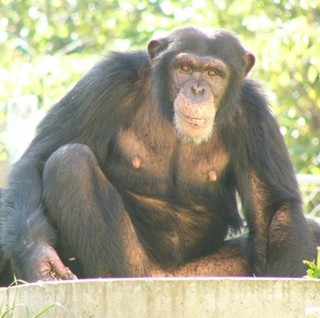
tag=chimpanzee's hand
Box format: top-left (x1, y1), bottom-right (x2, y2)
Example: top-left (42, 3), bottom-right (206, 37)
top-left (30, 244), bottom-right (77, 282)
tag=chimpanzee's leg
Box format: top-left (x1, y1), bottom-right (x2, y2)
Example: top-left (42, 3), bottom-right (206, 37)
top-left (43, 143), bottom-right (151, 278)
top-left (151, 237), bottom-right (252, 277)
top-left (43, 143), bottom-right (251, 279)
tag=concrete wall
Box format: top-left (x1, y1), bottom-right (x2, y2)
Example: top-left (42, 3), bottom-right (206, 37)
top-left (0, 278), bottom-right (320, 317)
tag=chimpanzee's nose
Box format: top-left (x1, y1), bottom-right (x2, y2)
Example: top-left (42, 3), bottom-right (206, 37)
top-left (191, 83), bottom-right (205, 95)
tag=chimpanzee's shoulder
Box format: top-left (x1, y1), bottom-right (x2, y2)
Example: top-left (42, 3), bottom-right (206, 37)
top-left (240, 79), bottom-right (273, 120)
top-left (87, 50), bottom-right (150, 84)
top-left (104, 50), bottom-right (150, 71)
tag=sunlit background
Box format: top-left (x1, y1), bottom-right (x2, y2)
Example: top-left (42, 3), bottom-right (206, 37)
top-left (0, 0), bottom-right (319, 213)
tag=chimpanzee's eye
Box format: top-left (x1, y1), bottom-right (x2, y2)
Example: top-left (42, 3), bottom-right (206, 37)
top-left (181, 65), bottom-right (192, 73)
top-left (208, 70), bottom-right (217, 77)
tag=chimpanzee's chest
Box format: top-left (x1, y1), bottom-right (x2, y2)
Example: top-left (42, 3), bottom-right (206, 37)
top-left (106, 126), bottom-right (230, 197)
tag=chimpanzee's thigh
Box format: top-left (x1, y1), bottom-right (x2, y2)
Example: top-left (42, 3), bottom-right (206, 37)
top-left (42, 143), bottom-right (150, 278)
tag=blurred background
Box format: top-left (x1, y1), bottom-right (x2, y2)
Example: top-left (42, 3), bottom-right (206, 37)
top-left (0, 0), bottom-right (319, 215)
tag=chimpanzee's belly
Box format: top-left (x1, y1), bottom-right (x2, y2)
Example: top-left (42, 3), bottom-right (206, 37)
top-left (120, 188), bottom-right (240, 267)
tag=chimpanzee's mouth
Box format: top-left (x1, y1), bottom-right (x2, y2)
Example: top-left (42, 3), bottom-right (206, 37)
top-left (179, 113), bottom-right (211, 128)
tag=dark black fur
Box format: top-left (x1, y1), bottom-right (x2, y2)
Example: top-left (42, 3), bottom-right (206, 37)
top-left (0, 27), bottom-right (317, 282)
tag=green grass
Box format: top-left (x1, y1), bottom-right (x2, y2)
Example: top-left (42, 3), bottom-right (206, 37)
top-left (0, 276), bottom-right (74, 317)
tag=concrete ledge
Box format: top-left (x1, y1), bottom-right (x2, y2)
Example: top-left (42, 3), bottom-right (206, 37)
top-left (0, 278), bottom-right (320, 317)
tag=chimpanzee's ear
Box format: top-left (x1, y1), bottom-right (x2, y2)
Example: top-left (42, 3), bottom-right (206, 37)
top-left (243, 52), bottom-right (255, 77)
top-left (147, 38), bottom-right (169, 60)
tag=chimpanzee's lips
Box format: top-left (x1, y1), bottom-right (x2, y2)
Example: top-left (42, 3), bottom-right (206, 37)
top-left (179, 113), bottom-right (211, 128)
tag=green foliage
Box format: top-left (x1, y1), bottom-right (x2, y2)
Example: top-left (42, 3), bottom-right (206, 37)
top-left (0, 0), bottom-right (319, 173)
top-left (303, 247), bottom-right (320, 279)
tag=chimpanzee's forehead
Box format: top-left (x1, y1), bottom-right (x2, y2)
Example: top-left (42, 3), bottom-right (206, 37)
top-left (168, 27), bottom-right (246, 69)
top-left (170, 27), bottom-right (244, 55)
top-left (169, 28), bottom-right (209, 52)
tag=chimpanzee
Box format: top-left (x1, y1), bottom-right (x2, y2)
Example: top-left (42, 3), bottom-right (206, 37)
top-left (0, 27), bottom-right (317, 282)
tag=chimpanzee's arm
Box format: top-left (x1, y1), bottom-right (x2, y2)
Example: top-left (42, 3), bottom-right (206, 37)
top-left (0, 51), bottom-right (149, 281)
top-left (230, 80), bottom-right (315, 277)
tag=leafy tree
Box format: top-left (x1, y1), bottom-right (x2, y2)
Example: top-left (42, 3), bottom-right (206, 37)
top-left (0, 0), bottom-right (319, 174)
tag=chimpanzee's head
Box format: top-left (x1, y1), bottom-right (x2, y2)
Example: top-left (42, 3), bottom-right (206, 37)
top-left (148, 27), bottom-right (255, 144)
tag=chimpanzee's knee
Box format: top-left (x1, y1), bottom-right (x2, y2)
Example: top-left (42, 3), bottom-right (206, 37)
top-left (43, 143), bottom-right (97, 183)
top-left (43, 143), bottom-right (99, 205)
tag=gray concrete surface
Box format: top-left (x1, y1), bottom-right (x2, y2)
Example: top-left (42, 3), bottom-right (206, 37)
top-left (0, 277), bottom-right (319, 317)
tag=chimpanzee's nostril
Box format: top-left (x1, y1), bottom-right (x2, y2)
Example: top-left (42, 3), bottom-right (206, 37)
top-left (191, 85), bottom-right (204, 95)
top-left (191, 84), bottom-right (205, 95)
